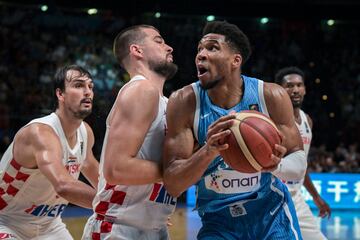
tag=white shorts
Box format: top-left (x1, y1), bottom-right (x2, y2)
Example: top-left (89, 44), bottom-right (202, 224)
top-left (292, 191), bottom-right (327, 240)
top-left (0, 215), bottom-right (73, 240)
top-left (82, 214), bottom-right (169, 240)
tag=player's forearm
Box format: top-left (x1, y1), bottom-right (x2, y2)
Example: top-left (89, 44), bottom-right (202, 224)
top-left (272, 150), bottom-right (307, 180)
top-left (304, 172), bottom-right (320, 198)
top-left (55, 181), bottom-right (96, 209)
top-left (104, 158), bottom-right (162, 186)
top-left (164, 146), bottom-right (216, 197)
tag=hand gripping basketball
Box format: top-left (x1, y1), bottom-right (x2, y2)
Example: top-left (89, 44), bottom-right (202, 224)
top-left (220, 110), bottom-right (282, 173)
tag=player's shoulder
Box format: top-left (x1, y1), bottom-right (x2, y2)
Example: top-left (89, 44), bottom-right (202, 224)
top-left (263, 81), bottom-right (285, 92)
top-left (117, 78), bottom-right (160, 106)
top-left (263, 82), bottom-right (289, 101)
top-left (124, 77), bottom-right (158, 94)
top-left (16, 122), bottom-right (58, 145)
top-left (82, 121), bottom-right (93, 135)
top-left (301, 110), bottom-right (313, 128)
top-left (168, 84), bottom-right (195, 107)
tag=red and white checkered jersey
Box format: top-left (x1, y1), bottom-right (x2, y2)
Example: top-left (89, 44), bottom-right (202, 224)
top-left (285, 110), bottom-right (312, 193)
top-left (92, 75), bottom-right (176, 231)
top-left (0, 113), bottom-right (88, 224)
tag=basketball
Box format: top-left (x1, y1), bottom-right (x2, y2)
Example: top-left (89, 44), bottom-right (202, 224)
top-left (220, 110), bottom-right (282, 173)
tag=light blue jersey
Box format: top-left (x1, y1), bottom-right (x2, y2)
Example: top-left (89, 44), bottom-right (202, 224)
top-left (192, 76), bottom-right (302, 240)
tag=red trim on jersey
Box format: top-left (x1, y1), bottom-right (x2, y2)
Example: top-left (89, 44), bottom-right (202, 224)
top-left (10, 159), bottom-right (21, 171)
top-left (15, 171), bottom-right (30, 181)
top-left (6, 185), bottom-right (18, 196)
top-left (2, 173), bottom-right (13, 184)
top-left (95, 201), bottom-right (110, 215)
top-left (149, 183), bottom-right (162, 201)
top-left (110, 191), bottom-right (126, 204)
top-left (0, 197), bottom-right (8, 210)
top-left (100, 221), bottom-right (113, 233)
top-left (91, 232), bottom-right (100, 240)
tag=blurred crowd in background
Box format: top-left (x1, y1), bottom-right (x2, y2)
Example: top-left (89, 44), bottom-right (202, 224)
top-left (0, 3), bottom-right (359, 173)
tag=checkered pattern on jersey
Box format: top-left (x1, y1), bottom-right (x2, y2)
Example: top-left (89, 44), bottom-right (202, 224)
top-left (90, 183), bottom-right (127, 240)
top-left (0, 159), bottom-right (31, 210)
top-left (94, 183), bottom-right (127, 216)
top-left (90, 214), bottom-right (113, 240)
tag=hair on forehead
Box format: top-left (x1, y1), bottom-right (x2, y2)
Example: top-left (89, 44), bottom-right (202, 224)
top-left (53, 65), bottom-right (93, 110)
top-left (275, 66), bottom-right (305, 85)
top-left (113, 24), bottom-right (159, 68)
top-left (202, 21), bottom-right (252, 64)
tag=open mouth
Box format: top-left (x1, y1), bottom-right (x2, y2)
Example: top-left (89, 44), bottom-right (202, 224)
top-left (81, 99), bottom-right (93, 106)
top-left (167, 54), bottom-right (173, 62)
top-left (197, 65), bottom-right (209, 77)
top-left (291, 96), bottom-right (301, 101)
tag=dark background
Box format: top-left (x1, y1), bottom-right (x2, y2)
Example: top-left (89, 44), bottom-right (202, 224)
top-left (0, 0), bottom-right (359, 174)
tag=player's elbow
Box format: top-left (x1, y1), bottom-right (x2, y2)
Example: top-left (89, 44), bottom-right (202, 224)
top-left (163, 173), bottom-right (183, 198)
top-left (103, 168), bottom-right (123, 185)
top-left (53, 179), bottom-right (72, 198)
top-left (164, 182), bottom-right (183, 198)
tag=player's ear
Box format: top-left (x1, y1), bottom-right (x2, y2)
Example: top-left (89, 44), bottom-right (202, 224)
top-left (56, 88), bottom-right (64, 102)
top-left (232, 54), bottom-right (242, 69)
top-left (130, 44), bottom-right (143, 58)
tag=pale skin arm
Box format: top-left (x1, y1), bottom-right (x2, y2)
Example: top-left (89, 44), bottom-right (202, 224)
top-left (80, 122), bottom-right (99, 189)
top-left (14, 124), bottom-right (96, 209)
top-left (163, 86), bottom-right (235, 197)
top-left (103, 80), bottom-right (162, 186)
top-left (303, 114), bottom-right (331, 218)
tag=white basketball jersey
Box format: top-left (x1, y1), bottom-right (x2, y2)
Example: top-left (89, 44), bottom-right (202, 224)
top-left (285, 110), bottom-right (312, 193)
top-left (92, 75), bottom-right (176, 230)
top-left (0, 113), bottom-right (88, 224)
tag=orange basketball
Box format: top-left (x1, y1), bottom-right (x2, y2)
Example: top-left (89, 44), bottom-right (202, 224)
top-left (220, 110), bottom-right (281, 173)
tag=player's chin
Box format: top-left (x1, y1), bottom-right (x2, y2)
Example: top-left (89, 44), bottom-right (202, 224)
top-left (77, 109), bottom-right (92, 119)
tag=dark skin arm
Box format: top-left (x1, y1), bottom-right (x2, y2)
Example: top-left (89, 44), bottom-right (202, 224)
top-left (264, 82), bottom-right (304, 155)
top-left (163, 86), bottom-right (235, 197)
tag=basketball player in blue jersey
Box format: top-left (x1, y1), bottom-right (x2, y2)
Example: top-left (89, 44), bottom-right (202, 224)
top-left (163, 21), bottom-right (307, 239)
top-left (275, 66), bottom-right (331, 240)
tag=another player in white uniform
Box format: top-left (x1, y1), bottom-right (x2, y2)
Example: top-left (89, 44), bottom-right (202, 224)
top-left (82, 25), bottom-right (177, 240)
top-left (275, 66), bottom-right (331, 240)
top-left (0, 65), bottom-right (99, 240)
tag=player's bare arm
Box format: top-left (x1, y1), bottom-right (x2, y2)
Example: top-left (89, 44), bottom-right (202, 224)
top-left (264, 83), bottom-right (307, 180)
top-left (103, 80), bottom-right (162, 186)
top-left (15, 123), bottom-right (96, 209)
top-left (163, 86), bottom-right (234, 197)
top-left (264, 82), bottom-right (303, 153)
top-left (80, 122), bottom-right (99, 189)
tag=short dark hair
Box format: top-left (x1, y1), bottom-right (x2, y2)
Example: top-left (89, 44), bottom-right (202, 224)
top-left (202, 21), bottom-right (252, 64)
top-left (53, 65), bottom-right (92, 110)
top-left (113, 24), bottom-right (158, 68)
top-left (274, 66), bottom-right (305, 85)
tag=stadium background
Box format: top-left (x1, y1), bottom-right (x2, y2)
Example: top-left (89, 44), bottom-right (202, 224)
top-left (0, 0), bottom-right (359, 239)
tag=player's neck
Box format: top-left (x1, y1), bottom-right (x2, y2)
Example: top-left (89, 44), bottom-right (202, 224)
top-left (293, 108), bottom-right (301, 124)
top-left (207, 74), bottom-right (243, 109)
top-left (55, 110), bottom-right (82, 142)
top-left (129, 67), bottom-right (166, 95)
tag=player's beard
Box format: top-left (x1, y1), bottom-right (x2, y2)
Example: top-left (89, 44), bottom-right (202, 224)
top-left (74, 109), bottom-right (92, 119)
top-left (149, 59), bottom-right (178, 80)
top-left (292, 99), bottom-right (303, 109)
top-left (70, 101), bottom-right (92, 119)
